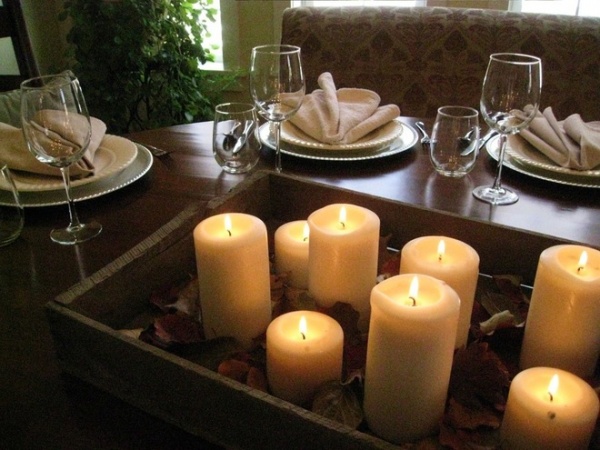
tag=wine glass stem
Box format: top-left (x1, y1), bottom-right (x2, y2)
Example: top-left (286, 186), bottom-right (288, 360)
top-left (273, 120), bottom-right (282, 173)
top-left (492, 133), bottom-right (507, 192)
top-left (60, 166), bottom-right (83, 232)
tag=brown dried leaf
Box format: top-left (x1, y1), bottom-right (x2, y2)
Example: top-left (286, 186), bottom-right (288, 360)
top-left (449, 342), bottom-right (510, 412)
top-left (153, 312), bottom-right (203, 345)
top-left (320, 302), bottom-right (361, 344)
top-left (218, 359), bottom-right (250, 383)
top-left (246, 366), bottom-right (268, 392)
top-left (312, 380), bottom-right (363, 429)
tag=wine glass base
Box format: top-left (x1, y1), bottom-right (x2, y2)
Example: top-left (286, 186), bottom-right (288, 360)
top-left (50, 220), bottom-right (102, 245)
top-left (472, 185), bottom-right (518, 206)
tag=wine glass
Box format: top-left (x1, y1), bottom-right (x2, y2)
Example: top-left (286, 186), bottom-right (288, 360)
top-left (21, 71), bottom-right (102, 244)
top-left (473, 53), bottom-right (542, 205)
top-left (249, 44), bottom-right (305, 173)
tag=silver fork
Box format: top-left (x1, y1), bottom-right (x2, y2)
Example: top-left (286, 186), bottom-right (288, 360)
top-left (415, 121), bottom-right (431, 150)
top-left (145, 143), bottom-right (171, 157)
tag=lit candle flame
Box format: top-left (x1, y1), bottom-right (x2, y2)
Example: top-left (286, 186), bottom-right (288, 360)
top-left (577, 250), bottom-right (588, 273)
top-left (437, 239), bottom-right (445, 262)
top-left (408, 276), bottom-right (419, 306)
top-left (299, 315), bottom-right (307, 340)
top-left (303, 222), bottom-right (309, 242)
top-left (224, 215), bottom-right (232, 237)
top-left (548, 374), bottom-right (559, 402)
top-left (339, 206), bottom-right (347, 229)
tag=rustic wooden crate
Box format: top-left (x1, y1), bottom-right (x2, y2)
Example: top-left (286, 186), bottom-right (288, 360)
top-left (45, 171), bottom-right (576, 450)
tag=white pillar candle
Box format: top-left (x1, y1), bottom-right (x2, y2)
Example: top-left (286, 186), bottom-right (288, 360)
top-left (193, 213), bottom-right (272, 349)
top-left (266, 310), bottom-right (344, 406)
top-left (501, 367), bottom-right (600, 450)
top-left (399, 235), bottom-right (479, 348)
top-left (307, 203), bottom-right (380, 328)
top-left (274, 220), bottom-right (309, 289)
top-left (364, 274), bottom-right (460, 443)
top-left (520, 245), bottom-right (600, 377)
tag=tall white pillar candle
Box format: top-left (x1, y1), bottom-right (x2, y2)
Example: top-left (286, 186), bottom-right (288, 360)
top-left (501, 367), bottom-right (599, 450)
top-left (274, 220), bottom-right (309, 289)
top-left (364, 274), bottom-right (460, 443)
top-left (307, 203), bottom-right (380, 328)
top-left (400, 235), bottom-right (479, 348)
top-left (520, 245), bottom-right (600, 377)
top-left (266, 310), bottom-right (344, 406)
top-left (193, 213), bottom-right (272, 349)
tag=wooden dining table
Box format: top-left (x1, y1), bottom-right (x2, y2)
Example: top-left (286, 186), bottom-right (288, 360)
top-left (1, 117), bottom-right (599, 449)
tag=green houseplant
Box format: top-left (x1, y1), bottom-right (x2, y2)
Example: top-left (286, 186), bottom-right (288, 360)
top-left (60, 0), bottom-right (236, 133)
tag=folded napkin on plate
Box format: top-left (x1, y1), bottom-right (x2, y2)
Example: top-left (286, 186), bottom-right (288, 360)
top-left (0, 111), bottom-right (106, 178)
top-left (517, 106), bottom-right (600, 170)
top-left (289, 72), bottom-right (400, 145)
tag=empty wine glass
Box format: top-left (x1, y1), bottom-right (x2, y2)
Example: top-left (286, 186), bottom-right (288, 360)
top-left (21, 71), bottom-right (102, 244)
top-left (473, 53), bottom-right (542, 205)
top-left (249, 44), bottom-right (305, 173)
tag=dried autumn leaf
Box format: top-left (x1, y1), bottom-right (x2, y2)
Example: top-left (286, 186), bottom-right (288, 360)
top-left (246, 366), bottom-right (268, 392)
top-left (321, 302), bottom-right (361, 344)
top-left (445, 397), bottom-right (502, 431)
top-left (286, 288), bottom-right (317, 312)
top-left (218, 359), bottom-right (250, 383)
top-left (153, 312), bottom-right (203, 345)
top-left (448, 342), bottom-right (510, 412)
top-left (149, 274), bottom-right (198, 316)
top-left (311, 380), bottom-right (363, 429)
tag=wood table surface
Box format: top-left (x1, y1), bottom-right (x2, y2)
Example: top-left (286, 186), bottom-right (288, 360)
top-left (1, 117), bottom-right (598, 449)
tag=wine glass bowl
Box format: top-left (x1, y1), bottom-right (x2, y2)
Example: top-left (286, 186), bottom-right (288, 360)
top-left (21, 71), bottom-right (102, 244)
top-left (249, 44), bottom-right (305, 173)
top-left (473, 53), bottom-right (542, 205)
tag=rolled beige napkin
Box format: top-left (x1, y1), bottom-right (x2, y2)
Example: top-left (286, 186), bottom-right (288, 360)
top-left (0, 112), bottom-right (106, 178)
top-left (289, 72), bottom-right (400, 145)
top-left (517, 106), bottom-right (600, 170)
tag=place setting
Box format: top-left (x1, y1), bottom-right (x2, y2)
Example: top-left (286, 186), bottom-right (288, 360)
top-left (485, 106), bottom-right (600, 189)
top-left (256, 70), bottom-right (418, 163)
top-left (0, 76), bottom-right (153, 209)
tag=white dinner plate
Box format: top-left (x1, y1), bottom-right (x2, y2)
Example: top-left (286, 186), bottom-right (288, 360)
top-left (280, 118), bottom-right (404, 151)
top-left (260, 120), bottom-right (418, 161)
top-left (9, 134), bottom-right (139, 192)
top-left (486, 136), bottom-right (600, 189)
top-left (0, 144), bottom-right (153, 207)
top-left (506, 135), bottom-right (600, 179)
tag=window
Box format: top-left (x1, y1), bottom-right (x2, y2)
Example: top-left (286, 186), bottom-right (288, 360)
top-left (292, 1), bottom-right (424, 5)
top-left (510, 0), bottom-right (600, 17)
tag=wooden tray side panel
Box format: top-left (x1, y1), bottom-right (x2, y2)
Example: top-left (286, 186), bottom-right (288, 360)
top-left (45, 302), bottom-right (400, 450)
top-left (54, 204), bottom-right (203, 329)
top-left (264, 174), bottom-right (571, 285)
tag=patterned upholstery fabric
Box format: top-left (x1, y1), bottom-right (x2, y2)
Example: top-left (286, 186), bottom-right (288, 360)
top-left (281, 7), bottom-right (600, 121)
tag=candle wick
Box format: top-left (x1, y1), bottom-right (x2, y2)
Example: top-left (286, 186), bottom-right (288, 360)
top-left (409, 296), bottom-right (416, 307)
top-left (548, 391), bottom-right (554, 402)
top-left (577, 266), bottom-right (584, 273)
top-left (303, 236), bottom-right (308, 242)
top-left (300, 332), bottom-right (306, 340)
top-left (340, 221), bottom-right (345, 229)
top-left (438, 254), bottom-right (442, 262)
top-left (227, 229), bottom-right (232, 237)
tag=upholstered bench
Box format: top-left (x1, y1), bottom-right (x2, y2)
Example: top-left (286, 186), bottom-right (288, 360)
top-left (281, 6), bottom-right (600, 121)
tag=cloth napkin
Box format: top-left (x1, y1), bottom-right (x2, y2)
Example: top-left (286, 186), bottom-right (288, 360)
top-left (0, 111), bottom-right (107, 178)
top-left (289, 72), bottom-right (400, 145)
top-left (516, 106), bottom-right (600, 170)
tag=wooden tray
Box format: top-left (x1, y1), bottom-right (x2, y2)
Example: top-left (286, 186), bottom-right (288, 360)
top-left (45, 171), bottom-right (578, 450)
